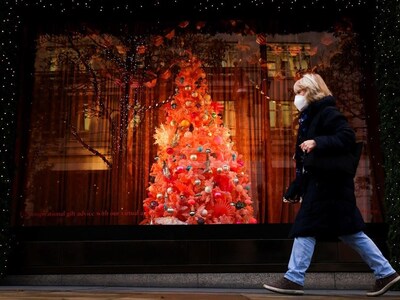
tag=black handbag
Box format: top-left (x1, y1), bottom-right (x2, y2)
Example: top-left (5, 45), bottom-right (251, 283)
top-left (283, 176), bottom-right (303, 203)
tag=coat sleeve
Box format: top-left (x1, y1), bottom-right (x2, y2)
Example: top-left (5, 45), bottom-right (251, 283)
top-left (313, 107), bottom-right (355, 153)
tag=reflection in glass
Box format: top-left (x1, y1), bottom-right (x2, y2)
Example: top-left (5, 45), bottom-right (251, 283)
top-left (14, 25), bottom-right (380, 226)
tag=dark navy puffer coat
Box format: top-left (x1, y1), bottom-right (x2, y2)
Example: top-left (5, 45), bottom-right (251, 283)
top-left (289, 96), bottom-right (365, 240)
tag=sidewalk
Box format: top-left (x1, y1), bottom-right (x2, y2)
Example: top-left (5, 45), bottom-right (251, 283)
top-left (1, 273), bottom-right (400, 299)
top-left (1, 286), bottom-right (400, 299)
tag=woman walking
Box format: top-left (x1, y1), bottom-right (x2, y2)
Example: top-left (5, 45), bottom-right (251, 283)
top-left (262, 73), bottom-right (399, 297)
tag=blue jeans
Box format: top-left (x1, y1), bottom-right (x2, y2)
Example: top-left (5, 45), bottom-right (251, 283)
top-left (284, 231), bottom-right (396, 286)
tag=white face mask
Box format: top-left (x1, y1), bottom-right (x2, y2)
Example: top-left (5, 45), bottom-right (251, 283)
top-left (294, 95), bottom-right (309, 112)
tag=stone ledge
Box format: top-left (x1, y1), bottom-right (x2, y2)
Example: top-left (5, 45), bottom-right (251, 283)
top-left (0, 273), bottom-right (375, 289)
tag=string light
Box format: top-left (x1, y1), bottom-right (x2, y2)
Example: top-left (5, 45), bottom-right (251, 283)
top-left (374, 0), bottom-right (400, 270)
top-left (249, 79), bottom-right (270, 100)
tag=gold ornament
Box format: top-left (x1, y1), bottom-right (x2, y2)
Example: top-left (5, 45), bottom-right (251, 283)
top-left (179, 119), bottom-right (191, 127)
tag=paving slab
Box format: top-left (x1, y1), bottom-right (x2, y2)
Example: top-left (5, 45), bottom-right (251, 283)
top-left (0, 287), bottom-right (400, 300)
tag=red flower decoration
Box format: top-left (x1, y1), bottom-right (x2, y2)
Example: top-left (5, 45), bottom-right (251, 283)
top-left (211, 102), bottom-right (224, 114)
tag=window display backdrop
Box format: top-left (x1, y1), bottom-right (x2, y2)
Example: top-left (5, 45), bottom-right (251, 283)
top-left (13, 19), bottom-right (382, 226)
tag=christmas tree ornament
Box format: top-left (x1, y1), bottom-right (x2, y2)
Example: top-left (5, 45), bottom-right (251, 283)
top-left (184, 131), bottom-right (192, 138)
top-left (235, 201), bottom-right (245, 209)
top-left (179, 119), bottom-right (191, 127)
top-left (162, 161), bottom-right (171, 178)
top-left (176, 166), bottom-right (185, 173)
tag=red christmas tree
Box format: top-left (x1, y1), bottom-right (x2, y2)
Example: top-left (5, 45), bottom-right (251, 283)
top-left (142, 54), bottom-right (257, 225)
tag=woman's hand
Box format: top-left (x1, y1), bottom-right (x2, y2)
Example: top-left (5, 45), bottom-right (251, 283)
top-left (300, 139), bottom-right (316, 153)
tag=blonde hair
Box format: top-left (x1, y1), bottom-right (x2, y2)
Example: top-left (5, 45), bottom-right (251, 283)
top-left (293, 73), bottom-right (332, 103)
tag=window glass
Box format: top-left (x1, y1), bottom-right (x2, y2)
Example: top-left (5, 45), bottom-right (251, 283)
top-left (14, 22), bottom-right (380, 225)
